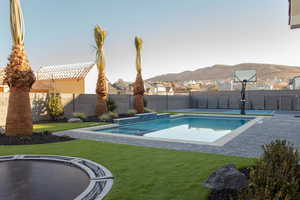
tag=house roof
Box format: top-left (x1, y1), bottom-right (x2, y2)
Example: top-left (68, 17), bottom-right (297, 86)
top-left (37, 62), bottom-right (95, 80)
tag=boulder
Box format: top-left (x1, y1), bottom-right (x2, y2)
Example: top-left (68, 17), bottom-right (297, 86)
top-left (68, 118), bottom-right (83, 123)
top-left (203, 164), bottom-right (248, 190)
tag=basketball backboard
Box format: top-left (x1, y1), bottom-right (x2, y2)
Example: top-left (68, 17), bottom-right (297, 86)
top-left (233, 70), bottom-right (257, 83)
top-left (289, 0), bottom-right (300, 29)
top-left (293, 76), bottom-right (300, 89)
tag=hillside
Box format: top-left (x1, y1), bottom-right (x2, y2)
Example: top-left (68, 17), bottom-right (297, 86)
top-left (147, 63), bottom-right (300, 82)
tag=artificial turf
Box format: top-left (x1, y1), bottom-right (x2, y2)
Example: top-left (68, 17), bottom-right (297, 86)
top-left (0, 139), bottom-right (255, 200)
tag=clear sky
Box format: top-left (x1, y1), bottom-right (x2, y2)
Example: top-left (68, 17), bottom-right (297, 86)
top-left (0, 0), bottom-right (299, 82)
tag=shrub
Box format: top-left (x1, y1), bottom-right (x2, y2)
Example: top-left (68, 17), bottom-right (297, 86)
top-left (144, 107), bottom-right (154, 113)
top-left (73, 112), bottom-right (86, 120)
top-left (240, 140), bottom-right (300, 200)
top-left (143, 97), bottom-right (148, 107)
top-left (99, 111), bottom-right (118, 122)
top-left (128, 109), bottom-right (137, 116)
top-left (107, 97), bottom-right (117, 112)
top-left (108, 111), bottom-right (118, 119)
top-left (46, 94), bottom-right (64, 121)
top-left (99, 113), bottom-right (111, 122)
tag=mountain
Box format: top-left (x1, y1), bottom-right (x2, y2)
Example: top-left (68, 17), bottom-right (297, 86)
top-left (147, 63), bottom-right (300, 82)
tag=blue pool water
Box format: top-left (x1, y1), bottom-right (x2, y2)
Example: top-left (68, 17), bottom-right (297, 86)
top-left (96, 116), bottom-right (253, 143)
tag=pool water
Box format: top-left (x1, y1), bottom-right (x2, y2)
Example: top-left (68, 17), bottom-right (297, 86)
top-left (97, 116), bottom-right (253, 143)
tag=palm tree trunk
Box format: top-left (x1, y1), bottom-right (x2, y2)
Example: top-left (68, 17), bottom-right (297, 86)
top-left (134, 94), bottom-right (144, 113)
top-left (133, 37), bottom-right (145, 113)
top-left (96, 95), bottom-right (108, 116)
top-left (4, 0), bottom-right (35, 136)
top-left (6, 87), bottom-right (32, 136)
top-left (94, 25), bottom-right (108, 116)
top-left (134, 72), bottom-right (145, 113)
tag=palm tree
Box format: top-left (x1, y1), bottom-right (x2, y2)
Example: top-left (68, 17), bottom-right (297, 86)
top-left (133, 37), bottom-right (145, 113)
top-left (94, 25), bottom-right (108, 116)
top-left (4, 0), bottom-right (36, 136)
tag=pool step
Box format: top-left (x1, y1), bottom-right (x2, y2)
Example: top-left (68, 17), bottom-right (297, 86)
top-left (113, 117), bottom-right (140, 125)
top-left (136, 113), bottom-right (157, 121)
top-left (113, 113), bottom-right (170, 125)
top-left (157, 113), bottom-right (170, 119)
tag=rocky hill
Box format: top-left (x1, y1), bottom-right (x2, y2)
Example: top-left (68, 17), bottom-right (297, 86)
top-left (147, 63), bottom-right (300, 82)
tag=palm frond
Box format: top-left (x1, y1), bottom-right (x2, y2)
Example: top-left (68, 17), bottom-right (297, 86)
top-left (135, 36), bottom-right (143, 73)
top-left (135, 36), bottom-right (143, 50)
top-left (10, 0), bottom-right (25, 45)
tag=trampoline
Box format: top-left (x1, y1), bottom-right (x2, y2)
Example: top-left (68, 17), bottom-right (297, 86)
top-left (0, 155), bottom-right (114, 200)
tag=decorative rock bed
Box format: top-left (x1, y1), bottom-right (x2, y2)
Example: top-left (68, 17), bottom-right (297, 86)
top-left (0, 131), bottom-right (74, 145)
top-left (0, 155), bottom-right (114, 200)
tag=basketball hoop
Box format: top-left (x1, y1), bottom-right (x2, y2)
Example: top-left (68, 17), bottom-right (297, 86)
top-left (292, 76), bottom-right (300, 89)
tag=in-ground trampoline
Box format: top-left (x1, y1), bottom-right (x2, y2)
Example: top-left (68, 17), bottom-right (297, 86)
top-left (0, 155), bottom-right (113, 200)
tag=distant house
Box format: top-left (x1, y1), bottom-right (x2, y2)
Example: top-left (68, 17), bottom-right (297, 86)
top-left (0, 68), bottom-right (9, 93)
top-left (144, 81), bottom-right (156, 95)
top-left (173, 86), bottom-right (189, 95)
top-left (113, 79), bottom-right (132, 94)
top-left (151, 82), bottom-right (174, 95)
top-left (32, 62), bottom-right (118, 94)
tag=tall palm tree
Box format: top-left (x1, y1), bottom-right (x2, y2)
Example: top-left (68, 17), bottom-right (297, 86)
top-left (133, 37), bottom-right (145, 113)
top-left (94, 25), bottom-right (108, 116)
top-left (4, 0), bottom-right (36, 136)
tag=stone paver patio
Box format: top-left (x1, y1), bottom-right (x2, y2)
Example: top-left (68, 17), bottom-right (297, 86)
top-left (55, 114), bottom-right (300, 158)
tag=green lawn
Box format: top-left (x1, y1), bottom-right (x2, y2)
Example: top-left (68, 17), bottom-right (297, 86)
top-left (0, 140), bottom-right (255, 200)
top-left (33, 122), bottom-right (107, 132)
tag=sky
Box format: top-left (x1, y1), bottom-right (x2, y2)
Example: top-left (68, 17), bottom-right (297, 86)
top-left (0, 0), bottom-right (299, 82)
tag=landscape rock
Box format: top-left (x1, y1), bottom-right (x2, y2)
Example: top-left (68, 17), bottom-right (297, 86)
top-left (68, 118), bottom-right (83, 123)
top-left (203, 164), bottom-right (248, 190)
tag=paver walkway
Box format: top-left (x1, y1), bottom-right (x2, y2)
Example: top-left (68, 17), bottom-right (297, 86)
top-left (55, 114), bottom-right (300, 158)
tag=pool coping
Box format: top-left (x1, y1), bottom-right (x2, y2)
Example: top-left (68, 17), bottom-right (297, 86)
top-left (66, 114), bottom-right (266, 147)
top-left (0, 155), bottom-right (114, 200)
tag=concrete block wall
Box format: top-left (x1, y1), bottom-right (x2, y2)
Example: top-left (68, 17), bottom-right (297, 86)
top-left (191, 90), bottom-right (300, 111)
top-left (0, 93), bottom-right (190, 125)
top-left (1, 90), bottom-right (300, 126)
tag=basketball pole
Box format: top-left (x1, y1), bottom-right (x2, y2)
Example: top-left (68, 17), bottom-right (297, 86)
top-left (240, 80), bottom-right (247, 115)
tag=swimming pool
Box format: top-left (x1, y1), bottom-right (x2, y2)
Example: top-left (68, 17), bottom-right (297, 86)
top-left (96, 115), bottom-right (256, 144)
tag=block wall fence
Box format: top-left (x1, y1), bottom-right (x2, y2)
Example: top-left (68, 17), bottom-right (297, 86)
top-left (0, 93), bottom-right (190, 126)
top-left (0, 90), bottom-right (300, 126)
top-left (190, 90), bottom-right (300, 111)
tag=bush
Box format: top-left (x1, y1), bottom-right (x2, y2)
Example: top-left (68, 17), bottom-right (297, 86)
top-left (99, 113), bottom-right (111, 122)
top-left (143, 97), bottom-right (148, 107)
top-left (107, 97), bottom-right (117, 112)
top-left (144, 107), bottom-right (154, 113)
top-left (240, 140), bottom-right (300, 200)
top-left (108, 111), bottom-right (118, 119)
top-left (128, 109), bottom-right (137, 117)
top-left (99, 111), bottom-right (118, 122)
top-left (73, 112), bottom-right (86, 120)
top-left (46, 94), bottom-right (64, 121)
